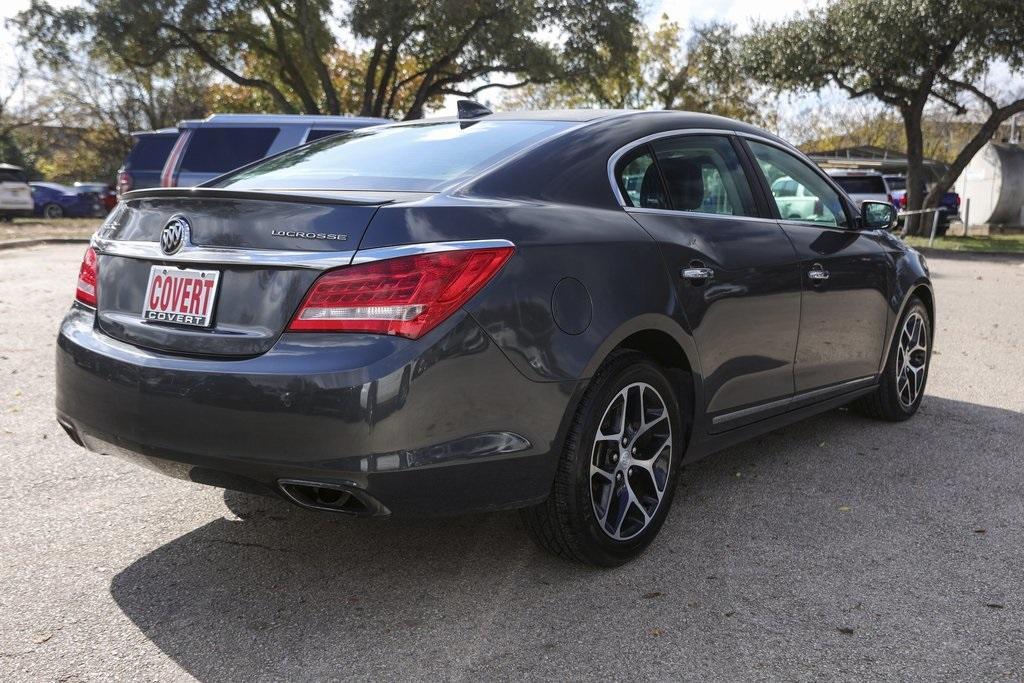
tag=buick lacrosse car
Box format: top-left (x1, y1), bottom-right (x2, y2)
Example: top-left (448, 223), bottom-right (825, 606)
top-left (56, 106), bottom-right (933, 566)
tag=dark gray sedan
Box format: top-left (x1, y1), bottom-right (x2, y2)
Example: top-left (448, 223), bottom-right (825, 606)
top-left (56, 107), bottom-right (932, 565)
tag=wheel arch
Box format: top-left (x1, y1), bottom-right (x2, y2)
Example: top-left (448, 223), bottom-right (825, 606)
top-left (579, 314), bottom-right (703, 450)
top-left (879, 279), bottom-right (935, 373)
top-left (911, 282), bottom-right (935, 335)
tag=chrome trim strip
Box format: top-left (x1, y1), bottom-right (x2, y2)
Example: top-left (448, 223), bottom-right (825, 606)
top-left (90, 236), bottom-right (516, 270)
top-left (712, 376), bottom-right (877, 426)
top-left (351, 239), bottom-right (516, 264)
top-left (624, 206), bottom-right (780, 225)
top-left (91, 235), bottom-right (356, 270)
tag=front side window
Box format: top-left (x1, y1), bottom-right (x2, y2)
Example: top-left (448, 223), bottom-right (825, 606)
top-left (748, 141), bottom-right (848, 227)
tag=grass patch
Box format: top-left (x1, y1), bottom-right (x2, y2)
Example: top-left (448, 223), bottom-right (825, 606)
top-left (903, 233), bottom-right (1024, 254)
top-left (0, 217), bottom-right (99, 243)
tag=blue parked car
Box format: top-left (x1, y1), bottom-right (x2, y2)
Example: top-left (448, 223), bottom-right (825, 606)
top-left (30, 183), bottom-right (103, 219)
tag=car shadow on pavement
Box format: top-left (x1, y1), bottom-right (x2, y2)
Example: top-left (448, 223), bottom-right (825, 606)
top-left (110, 396), bottom-right (1024, 681)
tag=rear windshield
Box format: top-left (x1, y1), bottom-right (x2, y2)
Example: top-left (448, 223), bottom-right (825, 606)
top-left (180, 127), bottom-right (279, 174)
top-left (834, 175), bottom-right (887, 194)
top-left (884, 176), bottom-right (906, 191)
top-left (0, 169), bottom-right (26, 182)
top-left (214, 120), bottom-right (573, 192)
top-left (125, 135), bottom-right (177, 171)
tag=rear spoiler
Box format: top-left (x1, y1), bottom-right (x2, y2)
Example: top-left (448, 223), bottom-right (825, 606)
top-left (120, 186), bottom-right (430, 207)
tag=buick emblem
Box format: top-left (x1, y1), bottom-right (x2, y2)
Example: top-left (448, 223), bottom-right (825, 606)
top-left (160, 216), bottom-right (190, 255)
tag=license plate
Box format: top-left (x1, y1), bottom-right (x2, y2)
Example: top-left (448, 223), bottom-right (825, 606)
top-left (142, 266), bottom-right (220, 328)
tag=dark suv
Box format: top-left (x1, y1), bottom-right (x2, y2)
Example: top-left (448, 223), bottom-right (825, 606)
top-left (117, 128), bottom-right (179, 195)
top-left (56, 108), bottom-right (932, 566)
top-left (159, 114), bottom-right (388, 188)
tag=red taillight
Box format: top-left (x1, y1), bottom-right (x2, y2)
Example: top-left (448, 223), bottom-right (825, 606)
top-left (899, 194), bottom-right (908, 208)
top-left (75, 247), bottom-right (98, 307)
top-left (288, 247), bottom-right (514, 339)
top-left (116, 171), bottom-right (132, 195)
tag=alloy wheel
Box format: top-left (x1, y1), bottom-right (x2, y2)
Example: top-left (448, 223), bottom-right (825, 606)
top-left (590, 382), bottom-right (672, 541)
top-left (895, 311), bottom-right (928, 409)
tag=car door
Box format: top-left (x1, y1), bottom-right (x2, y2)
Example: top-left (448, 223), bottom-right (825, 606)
top-left (614, 133), bottom-right (802, 429)
top-left (742, 138), bottom-right (891, 393)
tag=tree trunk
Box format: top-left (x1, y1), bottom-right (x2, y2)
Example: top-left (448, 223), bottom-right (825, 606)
top-left (902, 108), bottom-right (927, 236)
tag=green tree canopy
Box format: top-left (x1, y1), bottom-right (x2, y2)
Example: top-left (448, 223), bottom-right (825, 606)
top-left (744, 0), bottom-right (1024, 234)
top-left (15, 0), bottom-right (641, 121)
top-left (501, 16), bottom-right (776, 127)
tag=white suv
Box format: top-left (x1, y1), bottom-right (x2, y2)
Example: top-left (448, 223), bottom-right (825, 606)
top-left (825, 170), bottom-right (892, 208)
top-left (0, 164), bottom-right (34, 221)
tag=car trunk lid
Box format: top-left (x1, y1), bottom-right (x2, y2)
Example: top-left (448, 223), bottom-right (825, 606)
top-left (93, 188), bottom-right (423, 357)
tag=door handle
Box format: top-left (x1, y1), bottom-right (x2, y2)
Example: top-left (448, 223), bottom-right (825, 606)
top-left (808, 263), bottom-right (830, 281)
top-left (681, 266), bottom-right (714, 282)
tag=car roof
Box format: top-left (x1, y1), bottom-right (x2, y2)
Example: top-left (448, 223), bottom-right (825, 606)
top-left (30, 182), bottom-right (72, 191)
top-left (129, 127), bottom-right (179, 138)
top-left (176, 113), bottom-right (391, 129)
top-left (824, 169), bottom-right (884, 177)
top-left (398, 108), bottom-right (751, 125)
top-left (385, 109), bottom-right (787, 144)
top-left (0, 163), bottom-right (24, 171)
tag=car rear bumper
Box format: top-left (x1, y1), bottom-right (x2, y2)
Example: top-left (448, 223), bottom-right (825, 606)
top-left (56, 305), bottom-right (579, 516)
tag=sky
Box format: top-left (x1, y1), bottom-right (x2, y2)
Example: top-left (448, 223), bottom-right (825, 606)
top-left (651, 0), bottom-right (821, 31)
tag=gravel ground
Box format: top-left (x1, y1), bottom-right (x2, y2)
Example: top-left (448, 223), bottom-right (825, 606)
top-left (1, 244), bottom-right (1022, 681)
top-left (0, 218), bottom-right (98, 244)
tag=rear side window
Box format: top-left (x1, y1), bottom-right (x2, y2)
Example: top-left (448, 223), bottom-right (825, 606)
top-left (617, 150), bottom-right (666, 209)
top-left (652, 136), bottom-right (756, 216)
top-left (125, 136), bottom-right (177, 170)
top-left (179, 127), bottom-right (279, 174)
top-left (884, 176), bottom-right (906, 191)
top-left (305, 128), bottom-right (348, 143)
top-left (215, 120), bottom-right (572, 192)
top-left (618, 135), bottom-right (756, 217)
top-left (833, 175), bottom-right (887, 195)
top-left (0, 169), bottom-right (26, 182)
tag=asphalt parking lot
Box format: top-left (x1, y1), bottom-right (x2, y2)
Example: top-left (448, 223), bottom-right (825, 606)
top-left (1, 244), bottom-right (1022, 681)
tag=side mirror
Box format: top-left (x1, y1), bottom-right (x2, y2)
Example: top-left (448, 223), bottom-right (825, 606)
top-left (861, 200), bottom-right (898, 231)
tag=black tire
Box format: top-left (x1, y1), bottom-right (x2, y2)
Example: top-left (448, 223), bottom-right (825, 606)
top-left (856, 297), bottom-right (931, 421)
top-left (43, 203), bottom-right (64, 219)
top-left (521, 352), bottom-right (687, 566)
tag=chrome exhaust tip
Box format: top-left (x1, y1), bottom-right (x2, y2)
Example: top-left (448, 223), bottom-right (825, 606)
top-left (277, 479), bottom-right (389, 517)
